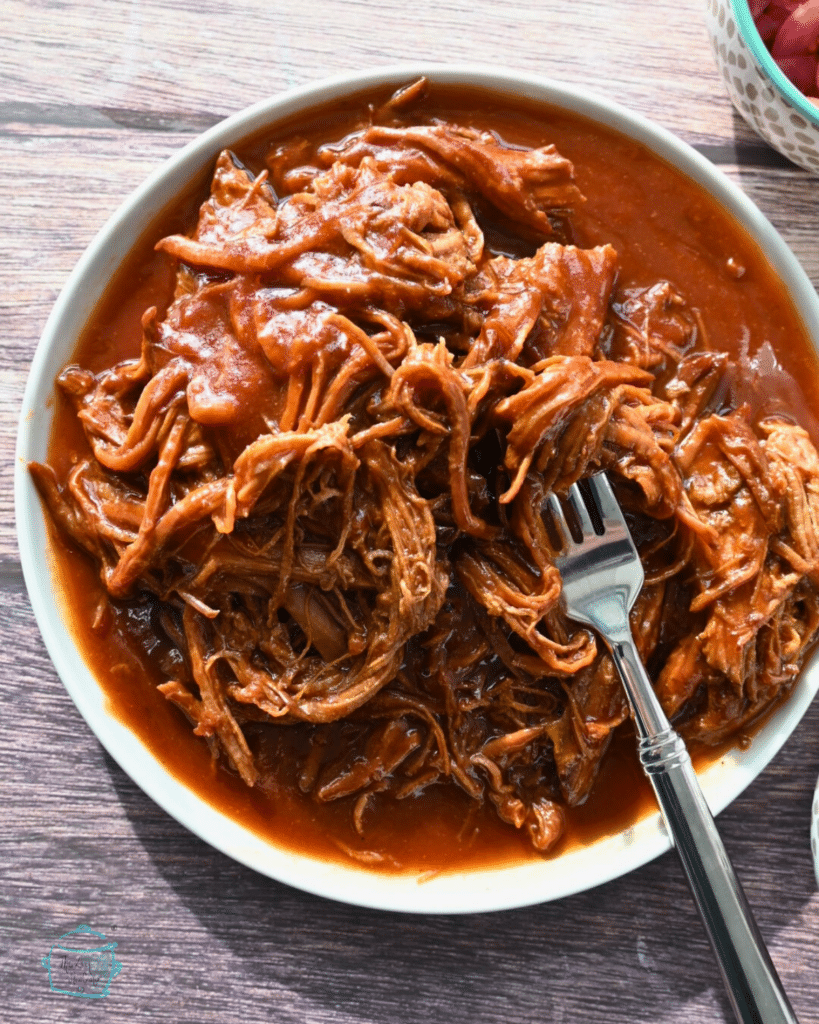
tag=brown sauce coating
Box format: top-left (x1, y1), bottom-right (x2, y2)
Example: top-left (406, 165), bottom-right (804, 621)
top-left (38, 82), bottom-right (819, 874)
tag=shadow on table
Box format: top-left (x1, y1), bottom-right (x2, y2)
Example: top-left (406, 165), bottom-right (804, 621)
top-left (103, 699), bottom-right (819, 1024)
top-left (696, 107), bottom-right (798, 170)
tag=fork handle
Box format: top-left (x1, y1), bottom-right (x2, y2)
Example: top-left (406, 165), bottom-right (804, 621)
top-left (608, 633), bottom-right (799, 1024)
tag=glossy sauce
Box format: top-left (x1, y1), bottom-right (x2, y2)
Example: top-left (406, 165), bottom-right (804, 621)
top-left (45, 84), bottom-right (819, 874)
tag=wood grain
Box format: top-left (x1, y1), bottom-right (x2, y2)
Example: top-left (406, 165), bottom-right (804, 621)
top-left (3, 1), bottom-right (819, 1022)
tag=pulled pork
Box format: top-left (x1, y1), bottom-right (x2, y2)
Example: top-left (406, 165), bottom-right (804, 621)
top-left (32, 86), bottom-right (819, 856)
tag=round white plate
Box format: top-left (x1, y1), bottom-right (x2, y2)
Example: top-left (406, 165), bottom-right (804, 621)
top-left (15, 63), bottom-right (819, 913)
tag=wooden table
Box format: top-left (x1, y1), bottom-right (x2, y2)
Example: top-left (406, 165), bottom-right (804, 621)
top-left (3, 1), bottom-right (819, 1020)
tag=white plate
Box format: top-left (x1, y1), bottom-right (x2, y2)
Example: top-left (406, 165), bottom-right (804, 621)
top-left (15, 63), bottom-right (819, 914)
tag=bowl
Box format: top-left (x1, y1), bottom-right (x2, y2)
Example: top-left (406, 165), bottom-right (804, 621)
top-left (705, 0), bottom-right (819, 172)
top-left (15, 63), bottom-right (819, 914)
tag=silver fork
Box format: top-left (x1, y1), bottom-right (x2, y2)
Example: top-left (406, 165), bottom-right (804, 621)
top-left (547, 473), bottom-right (798, 1024)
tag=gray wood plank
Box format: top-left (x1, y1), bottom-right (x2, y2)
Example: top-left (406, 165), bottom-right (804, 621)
top-left (0, 0), bottom-right (755, 145)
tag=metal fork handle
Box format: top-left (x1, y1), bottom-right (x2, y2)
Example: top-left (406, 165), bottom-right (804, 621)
top-left (602, 617), bottom-right (799, 1024)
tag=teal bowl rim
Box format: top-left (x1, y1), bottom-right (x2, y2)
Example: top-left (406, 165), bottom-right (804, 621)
top-left (729, 0), bottom-right (819, 129)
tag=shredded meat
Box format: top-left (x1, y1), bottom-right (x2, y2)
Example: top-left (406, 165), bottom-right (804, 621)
top-left (31, 80), bottom-right (819, 858)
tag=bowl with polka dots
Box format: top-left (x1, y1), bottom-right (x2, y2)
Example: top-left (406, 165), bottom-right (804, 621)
top-left (705, 0), bottom-right (819, 173)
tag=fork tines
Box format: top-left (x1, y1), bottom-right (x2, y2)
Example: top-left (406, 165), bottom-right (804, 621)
top-left (546, 473), bottom-right (624, 550)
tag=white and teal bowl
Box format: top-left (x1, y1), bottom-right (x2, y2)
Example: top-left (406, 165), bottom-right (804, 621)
top-left (705, 0), bottom-right (819, 172)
